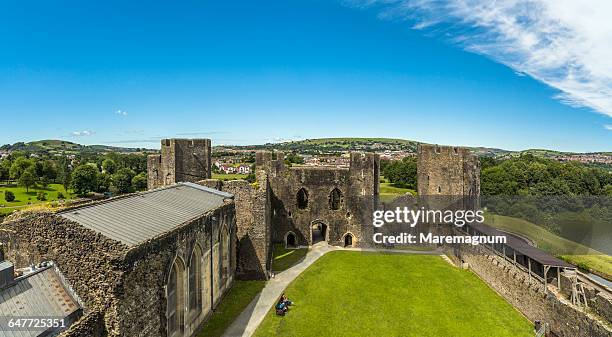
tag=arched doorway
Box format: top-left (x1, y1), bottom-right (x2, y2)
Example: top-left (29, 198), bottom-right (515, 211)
top-left (311, 221), bottom-right (328, 244)
top-left (343, 233), bottom-right (354, 247)
top-left (285, 232), bottom-right (297, 248)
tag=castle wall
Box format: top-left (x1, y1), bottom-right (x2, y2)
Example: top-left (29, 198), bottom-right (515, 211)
top-left (198, 171), bottom-right (271, 280)
top-left (257, 151), bottom-right (379, 247)
top-left (460, 250), bottom-right (612, 337)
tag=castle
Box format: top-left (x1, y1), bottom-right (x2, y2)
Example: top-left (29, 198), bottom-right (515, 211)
top-left (0, 138), bottom-right (610, 337)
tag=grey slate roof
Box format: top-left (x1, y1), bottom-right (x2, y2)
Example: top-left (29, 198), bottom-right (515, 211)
top-left (59, 182), bottom-right (233, 247)
top-left (0, 266), bottom-right (82, 337)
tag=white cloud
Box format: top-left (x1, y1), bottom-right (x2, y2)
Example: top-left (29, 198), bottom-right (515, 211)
top-left (605, 125), bottom-right (612, 131)
top-left (71, 130), bottom-right (94, 137)
top-left (349, 0), bottom-right (612, 120)
top-left (115, 109), bottom-right (128, 116)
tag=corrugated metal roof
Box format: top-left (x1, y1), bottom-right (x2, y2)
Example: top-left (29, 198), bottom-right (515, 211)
top-left (0, 266), bottom-right (81, 337)
top-left (59, 182), bottom-right (233, 247)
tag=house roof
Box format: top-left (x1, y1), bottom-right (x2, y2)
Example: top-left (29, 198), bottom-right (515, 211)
top-left (59, 182), bottom-right (233, 247)
top-left (0, 264), bottom-right (82, 337)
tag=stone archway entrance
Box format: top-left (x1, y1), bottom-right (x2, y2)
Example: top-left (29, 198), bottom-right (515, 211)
top-left (310, 221), bottom-right (328, 245)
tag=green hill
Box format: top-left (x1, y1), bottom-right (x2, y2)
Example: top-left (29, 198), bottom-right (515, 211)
top-left (1, 140), bottom-right (144, 154)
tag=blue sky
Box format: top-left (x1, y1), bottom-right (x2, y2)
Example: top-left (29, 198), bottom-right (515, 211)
top-left (0, 0), bottom-right (610, 152)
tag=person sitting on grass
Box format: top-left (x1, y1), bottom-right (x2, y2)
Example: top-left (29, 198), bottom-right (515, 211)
top-left (275, 298), bottom-right (288, 316)
top-left (281, 293), bottom-right (294, 307)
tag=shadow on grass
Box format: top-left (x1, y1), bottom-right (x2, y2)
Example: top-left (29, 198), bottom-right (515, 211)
top-left (272, 244), bottom-right (308, 273)
top-left (196, 280), bottom-right (265, 337)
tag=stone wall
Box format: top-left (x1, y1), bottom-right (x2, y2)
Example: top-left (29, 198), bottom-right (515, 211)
top-left (0, 201), bottom-right (237, 337)
top-left (198, 170), bottom-right (271, 280)
top-left (461, 249), bottom-right (612, 337)
top-left (148, 139), bottom-right (212, 190)
top-left (257, 151), bottom-right (379, 247)
top-left (62, 311), bottom-right (106, 337)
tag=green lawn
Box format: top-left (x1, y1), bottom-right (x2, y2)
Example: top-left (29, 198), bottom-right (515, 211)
top-left (212, 173), bottom-right (248, 181)
top-left (197, 280), bottom-right (265, 337)
top-left (0, 184), bottom-right (74, 215)
top-left (485, 213), bottom-right (612, 279)
top-left (272, 244), bottom-right (308, 273)
top-left (254, 252), bottom-right (533, 337)
top-left (379, 182), bottom-right (416, 203)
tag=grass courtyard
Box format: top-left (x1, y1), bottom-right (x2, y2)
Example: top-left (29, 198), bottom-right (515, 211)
top-left (254, 251), bottom-right (533, 337)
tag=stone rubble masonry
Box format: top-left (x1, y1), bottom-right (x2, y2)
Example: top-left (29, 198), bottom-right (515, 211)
top-left (148, 139), bottom-right (212, 190)
top-left (460, 248), bottom-right (612, 337)
top-left (417, 144), bottom-right (480, 197)
top-left (197, 169), bottom-right (271, 280)
top-left (0, 199), bottom-right (237, 337)
top-left (256, 151), bottom-right (380, 248)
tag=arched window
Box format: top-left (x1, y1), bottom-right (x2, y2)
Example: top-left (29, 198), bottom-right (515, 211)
top-left (188, 245), bottom-right (202, 315)
top-left (329, 188), bottom-right (343, 210)
top-left (167, 258), bottom-right (185, 337)
top-left (297, 188), bottom-right (308, 209)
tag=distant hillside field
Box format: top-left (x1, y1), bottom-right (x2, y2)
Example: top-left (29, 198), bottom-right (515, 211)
top-left (214, 138), bottom-right (609, 164)
top-left (1, 139), bottom-right (147, 154)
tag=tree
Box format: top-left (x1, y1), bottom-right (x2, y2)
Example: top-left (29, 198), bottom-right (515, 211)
top-left (131, 172), bottom-right (148, 191)
top-left (4, 190), bottom-right (15, 202)
top-left (0, 160), bottom-right (9, 183)
top-left (284, 153), bottom-right (304, 166)
top-left (97, 172), bottom-right (112, 193)
top-left (71, 164), bottom-right (98, 196)
top-left (41, 160), bottom-right (57, 181)
top-left (18, 166), bottom-right (37, 192)
top-left (57, 157), bottom-right (72, 193)
top-left (112, 168), bottom-right (135, 194)
top-left (10, 157), bottom-right (32, 180)
top-left (383, 157), bottom-right (417, 190)
top-left (102, 159), bottom-right (117, 174)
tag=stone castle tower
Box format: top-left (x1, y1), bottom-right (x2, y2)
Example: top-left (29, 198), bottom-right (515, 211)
top-left (417, 143), bottom-right (480, 197)
top-left (147, 138), bottom-right (212, 190)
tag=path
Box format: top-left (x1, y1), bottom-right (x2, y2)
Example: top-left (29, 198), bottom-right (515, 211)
top-left (222, 244), bottom-right (442, 337)
top-left (221, 242), bottom-right (335, 337)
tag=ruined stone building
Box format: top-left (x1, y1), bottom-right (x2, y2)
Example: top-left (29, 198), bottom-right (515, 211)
top-left (148, 140), bottom-right (381, 281)
top-left (255, 151), bottom-right (379, 249)
top-left (0, 183), bottom-right (236, 337)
